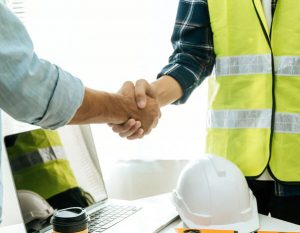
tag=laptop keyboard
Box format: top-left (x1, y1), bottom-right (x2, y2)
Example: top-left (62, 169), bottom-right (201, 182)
top-left (89, 204), bottom-right (142, 232)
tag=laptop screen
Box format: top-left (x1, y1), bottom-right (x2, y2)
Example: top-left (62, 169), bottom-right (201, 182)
top-left (4, 125), bottom-right (108, 232)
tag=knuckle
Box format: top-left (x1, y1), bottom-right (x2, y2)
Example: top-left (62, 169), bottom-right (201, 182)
top-left (112, 127), bottom-right (120, 133)
top-left (136, 78), bottom-right (147, 85)
top-left (124, 81), bottom-right (133, 86)
top-left (119, 133), bottom-right (125, 138)
top-left (124, 123), bottom-right (132, 130)
top-left (136, 92), bottom-right (144, 98)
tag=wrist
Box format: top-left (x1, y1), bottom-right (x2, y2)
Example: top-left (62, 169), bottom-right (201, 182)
top-left (151, 75), bottom-right (183, 106)
top-left (103, 93), bottom-right (132, 124)
top-left (69, 88), bottom-right (130, 124)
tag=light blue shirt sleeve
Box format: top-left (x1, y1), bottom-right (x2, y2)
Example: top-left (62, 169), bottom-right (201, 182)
top-left (0, 2), bottom-right (85, 129)
top-left (0, 2), bottom-right (85, 222)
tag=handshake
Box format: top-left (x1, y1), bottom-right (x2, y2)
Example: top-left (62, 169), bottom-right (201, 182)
top-left (70, 75), bottom-right (182, 139)
top-left (107, 79), bottom-right (161, 140)
top-left (70, 79), bottom-right (162, 140)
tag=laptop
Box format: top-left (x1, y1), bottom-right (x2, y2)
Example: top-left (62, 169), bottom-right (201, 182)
top-left (4, 125), bottom-right (178, 233)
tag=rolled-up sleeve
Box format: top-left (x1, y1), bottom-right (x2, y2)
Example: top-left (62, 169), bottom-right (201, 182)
top-left (0, 3), bottom-right (84, 129)
top-left (157, 0), bottom-right (215, 104)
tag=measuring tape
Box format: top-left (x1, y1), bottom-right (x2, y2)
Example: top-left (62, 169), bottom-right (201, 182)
top-left (176, 229), bottom-right (299, 233)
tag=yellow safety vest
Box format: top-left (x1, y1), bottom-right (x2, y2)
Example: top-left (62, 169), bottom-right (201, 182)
top-left (6, 129), bottom-right (78, 199)
top-left (206, 0), bottom-right (300, 182)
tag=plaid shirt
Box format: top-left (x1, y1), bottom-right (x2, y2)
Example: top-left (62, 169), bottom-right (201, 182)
top-left (158, 0), bottom-right (277, 104)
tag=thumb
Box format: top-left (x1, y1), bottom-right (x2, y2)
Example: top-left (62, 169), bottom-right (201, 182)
top-left (135, 79), bottom-right (156, 109)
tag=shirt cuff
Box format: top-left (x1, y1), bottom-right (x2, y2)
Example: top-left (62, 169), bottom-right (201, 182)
top-left (35, 66), bottom-right (84, 129)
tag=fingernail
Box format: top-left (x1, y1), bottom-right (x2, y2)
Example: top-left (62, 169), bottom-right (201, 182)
top-left (138, 100), bottom-right (145, 108)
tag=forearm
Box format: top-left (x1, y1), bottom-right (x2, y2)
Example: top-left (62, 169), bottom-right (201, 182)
top-left (157, 0), bottom-right (215, 104)
top-left (69, 87), bottom-right (130, 125)
top-left (151, 75), bottom-right (183, 107)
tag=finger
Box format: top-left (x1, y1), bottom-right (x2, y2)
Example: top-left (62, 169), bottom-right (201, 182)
top-left (127, 128), bottom-right (144, 140)
top-left (111, 119), bottom-right (136, 133)
top-left (152, 118), bottom-right (159, 129)
top-left (118, 81), bottom-right (135, 97)
top-left (135, 79), bottom-right (156, 109)
top-left (119, 121), bottom-right (142, 138)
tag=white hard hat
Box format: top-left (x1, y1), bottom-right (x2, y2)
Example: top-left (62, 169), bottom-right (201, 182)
top-left (172, 154), bottom-right (259, 232)
top-left (17, 190), bottom-right (54, 224)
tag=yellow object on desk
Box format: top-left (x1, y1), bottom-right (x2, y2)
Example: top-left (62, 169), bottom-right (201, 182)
top-left (176, 229), bottom-right (300, 233)
top-left (258, 231), bottom-right (300, 233)
top-left (176, 229), bottom-right (236, 233)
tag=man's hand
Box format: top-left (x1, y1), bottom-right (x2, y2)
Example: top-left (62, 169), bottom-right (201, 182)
top-left (69, 82), bottom-right (160, 129)
top-left (109, 79), bottom-right (161, 139)
top-left (107, 76), bottom-right (183, 139)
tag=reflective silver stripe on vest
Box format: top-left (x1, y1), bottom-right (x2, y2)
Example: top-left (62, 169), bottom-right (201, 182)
top-left (275, 112), bottom-right (300, 133)
top-left (207, 109), bottom-right (272, 128)
top-left (10, 146), bottom-right (66, 172)
top-left (215, 54), bottom-right (272, 76)
top-left (275, 56), bottom-right (300, 76)
top-left (208, 110), bottom-right (300, 134)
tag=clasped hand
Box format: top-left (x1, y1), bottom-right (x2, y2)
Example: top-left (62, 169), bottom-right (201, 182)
top-left (109, 79), bottom-right (160, 139)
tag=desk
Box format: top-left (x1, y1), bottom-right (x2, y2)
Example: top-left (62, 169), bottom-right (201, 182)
top-left (135, 193), bottom-right (298, 233)
top-left (1, 156), bottom-right (300, 233)
top-left (1, 191), bottom-right (300, 232)
top-left (158, 215), bottom-right (300, 233)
